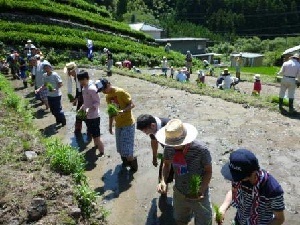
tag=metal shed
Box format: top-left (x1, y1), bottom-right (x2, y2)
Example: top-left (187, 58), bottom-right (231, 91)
top-left (230, 52), bottom-right (264, 67)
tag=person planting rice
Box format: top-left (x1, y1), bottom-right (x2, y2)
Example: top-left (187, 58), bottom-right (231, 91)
top-left (96, 78), bottom-right (137, 172)
top-left (77, 71), bottom-right (105, 157)
top-left (136, 114), bottom-right (174, 195)
top-left (35, 60), bottom-right (66, 126)
top-left (156, 119), bottom-right (212, 225)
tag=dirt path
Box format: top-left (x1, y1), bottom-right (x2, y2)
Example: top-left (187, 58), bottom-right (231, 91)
top-left (14, 69), bottom-right (300, 225)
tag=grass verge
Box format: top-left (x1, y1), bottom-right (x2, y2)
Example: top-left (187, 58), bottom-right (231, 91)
top-left (113, 69), bottom-right (281, 111)
top-left (0, 73), bottom-right (107, 224)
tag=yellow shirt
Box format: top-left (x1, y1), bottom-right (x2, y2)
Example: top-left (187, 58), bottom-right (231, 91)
top-left (105, 87), bottom-right (135, 128)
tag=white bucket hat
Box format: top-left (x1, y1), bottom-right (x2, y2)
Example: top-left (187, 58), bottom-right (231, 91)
top-left (155, 119), bottom-right (198, 146)
top-left (253, 74), bottom-right (260, 80)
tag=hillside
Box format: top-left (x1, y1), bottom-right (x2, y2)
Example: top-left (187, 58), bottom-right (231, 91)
top-left (0, 0), bottom-right (185, 66)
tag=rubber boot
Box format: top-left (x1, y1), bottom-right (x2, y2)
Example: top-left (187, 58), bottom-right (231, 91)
top-left (74, 120), bottom-right (82, 133)
top-left (279, 98), bottom-right (284, 110)
top-left (236, 72), bottom-right (240, 80)
top-left (121, 157), bottom-right (129, 168)
top-left (23, 81), bottom-right (28, 88)
top-left (129, 157), bottom-right (138, 172)
top-left (289, 98), bottom-right (296, 113)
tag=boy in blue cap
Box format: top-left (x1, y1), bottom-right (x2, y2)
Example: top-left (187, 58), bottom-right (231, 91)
top-left (218, 149), bottom-right (285, 225)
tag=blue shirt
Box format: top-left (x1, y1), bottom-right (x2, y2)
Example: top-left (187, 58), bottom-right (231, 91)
top-left (176, 72), bottom-right (187, 82)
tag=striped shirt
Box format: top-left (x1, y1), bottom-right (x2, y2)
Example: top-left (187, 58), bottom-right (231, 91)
top-left (164, 140), bottom-right (212, 195)
top-left (232, 174), bottom-right (285, 225)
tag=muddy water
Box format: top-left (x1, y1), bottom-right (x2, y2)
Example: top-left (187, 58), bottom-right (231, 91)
top-left (32, 68), bottom-right (299, 225)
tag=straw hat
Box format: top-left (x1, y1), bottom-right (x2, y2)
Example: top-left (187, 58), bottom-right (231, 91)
top-left (155, 119), bottom-right (198, 146)
top-left (64, 62), bottom-right (77, 74)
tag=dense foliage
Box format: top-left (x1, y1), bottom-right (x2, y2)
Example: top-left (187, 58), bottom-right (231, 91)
top-left (108, 0), bottom-right (300, 38)
top-left (0, 0), bottom-right (153, 42)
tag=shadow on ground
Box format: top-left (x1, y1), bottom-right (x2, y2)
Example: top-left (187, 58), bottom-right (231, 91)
top-left (145, 195), bottom-right (175, 225)
top-left (94, 166), bottom-right (134, 200)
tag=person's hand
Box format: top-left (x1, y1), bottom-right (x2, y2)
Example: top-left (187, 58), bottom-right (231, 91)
top-left (157, 181), bottom-right (167, 194)
top-left (186, 192), bottom-right (205, 200)
top-left (152, 157), bottom-right (158, 167)
top-left (72, 98), bottom-right (78, 106)
top-left (109, 127), bottom-right (113, 135)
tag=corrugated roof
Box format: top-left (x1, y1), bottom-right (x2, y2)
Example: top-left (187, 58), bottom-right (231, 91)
top-left (231, 52), bottom-right (263, 58)
top-left (282, 45), bottom-right (300, 55)
top-left (156, 37), bottom-right (208, 41)
top-left (129, 23), bottom-right (163, 32)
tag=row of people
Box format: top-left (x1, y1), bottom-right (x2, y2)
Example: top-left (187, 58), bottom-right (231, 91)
top-left (29, 56), bottom-right (284, 225)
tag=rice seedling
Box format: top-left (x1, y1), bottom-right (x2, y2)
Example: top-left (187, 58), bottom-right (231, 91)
top-left (107, 103), bottom-right (119, 117)
top-left (45, 82), bottom-right (54, 91)
top-left (188, 174), bottom-right (202, 198)
top-left (76, 109), bottom-right (87, 120)
top-left (67, 93), bottom-right (75, 102)
top-left (213, 204), bottom-right (223, 225)
top-left (157, 153), bottom-right (163, 160)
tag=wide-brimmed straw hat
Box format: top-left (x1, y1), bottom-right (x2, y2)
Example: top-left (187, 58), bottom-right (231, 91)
top-left (63, 62), bottom-right (77, 74)
top-left (155, 119), bottom-right (198, 146)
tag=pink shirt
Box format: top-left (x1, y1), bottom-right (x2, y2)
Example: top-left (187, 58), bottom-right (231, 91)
top-left (82, 81), bottom-right (100, 119)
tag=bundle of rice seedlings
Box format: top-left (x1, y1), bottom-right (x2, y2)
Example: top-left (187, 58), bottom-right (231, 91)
top-left (157, 153), bottom-right (163, 160)
top-left (68, 93), bottom-right (75, 102)
top-left (188, 174), bottom-right (202, 198)
top-left (45, 82), bottom-right (54, 92)
top-left (107, 104), bottom-right (119, 117)
top-left (213, 204), bottom-right (223, 225)
top-left (76, 109), bottom-right (87, 120)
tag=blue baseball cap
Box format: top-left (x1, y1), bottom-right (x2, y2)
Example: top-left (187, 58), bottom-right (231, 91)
top-left (221, 149), bottom-right (260, 182)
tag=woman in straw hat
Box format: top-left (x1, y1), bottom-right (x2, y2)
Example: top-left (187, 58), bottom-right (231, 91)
top-left (64, 62), bottom-right (85, 133)
top-left (156, 119), bottom-right (212, 225)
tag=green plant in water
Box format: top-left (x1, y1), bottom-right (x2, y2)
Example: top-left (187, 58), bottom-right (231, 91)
top-left (75, 184), bottom-right (98, 218)
top-left (213, 204), bottom-right (223, 225)
top-left (188, 174), bottom-right (202, 197)
top-left (107, 103), bottom-right (119, 117)
top-left (76, 109), bottom-right (87, 120)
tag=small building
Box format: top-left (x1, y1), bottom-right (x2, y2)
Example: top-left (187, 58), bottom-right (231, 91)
top-left (230, 52), bottom-right (264, 67)
top-left (155, 37), bottom-right (209, 55)
top-left (193, 53), bottom-right (223, 65)
top-left (282, 45), bottom-right (300, 61)
top-left (129, 23), bottom-right (163, 39)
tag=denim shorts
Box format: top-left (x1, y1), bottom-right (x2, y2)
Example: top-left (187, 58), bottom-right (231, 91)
top-left (85, 117), bottom-right (100, 138)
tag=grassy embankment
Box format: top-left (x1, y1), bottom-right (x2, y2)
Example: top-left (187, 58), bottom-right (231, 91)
top-left (0, 73), bottom-right (108, 224)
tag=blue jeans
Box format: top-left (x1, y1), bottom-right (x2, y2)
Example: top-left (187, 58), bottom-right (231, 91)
top-left (47, 96), bottom-right (65, 123)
